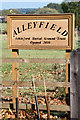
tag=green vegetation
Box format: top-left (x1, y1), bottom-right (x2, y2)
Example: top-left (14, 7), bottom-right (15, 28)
top-left (43, 1), bottom-right (80, 30)
top-left (61, 1), bottom-right (80, 30)
top-left (26, 3), bottom-right (62, 14)
top-left (0, 34), bottom-right (66, 58)
top-left (0, 23), bottom-right (7, 34)
top-left (0, 1), bottom-right (80, 30)
top-left (75, 36), bottom-right (80, 49)
top-left (26, 7), bottom-right (59, 14)
top-left (0, 9), bottom-right (22, 16)
top-left (1, 34), bottom-right (66, 78)
top-left (18, 8), bottom-right (37, 14)
top-left (1, 34), bottom-right (66, 100)
top-left (44, 3), bottom-right (63, 13)
top-left (26, 1), bottom-right (80, 30)
top-left (0, 2), bottom-right (80, 118)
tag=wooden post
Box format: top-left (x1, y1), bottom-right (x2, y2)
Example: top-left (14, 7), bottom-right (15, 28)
top-left (16, 97), bottom-right (19, 118)
top-left (12, 49), bottom-right (19, 104)
top-left (70, 49), bottom-right (80, 118)
top-left (66, 50), bottom-right (70, 106)
top-left (43, 75), bottom-right (50, 119)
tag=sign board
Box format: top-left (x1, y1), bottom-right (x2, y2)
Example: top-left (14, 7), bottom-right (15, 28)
top-left (7, 14), bottom-right (74, 50)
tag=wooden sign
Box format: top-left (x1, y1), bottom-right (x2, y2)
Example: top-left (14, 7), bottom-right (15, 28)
top-left (7, 14), bottom-right (74, 50)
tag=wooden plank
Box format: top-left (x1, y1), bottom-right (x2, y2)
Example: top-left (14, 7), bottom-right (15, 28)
top-left (39, 104), bottom-right (70, 111)
top-left (70, 50), bottom-right (80, 118)
top-left (72, 14), bottom-right (75, 50)
top-left (1, 103), bottom-right (70, 111)
top-left (2, 81), bottom-right (32, 87)
top-left (66, 51), bottom-right (70, 94)
top-left (1, 58), bottom-right (67, 64)
top-left (2, 80), bottom-right (70, 88)
top-left (0, 102), bottom-right (2, 109)
top-left (12, 49), bottom-right (19, 103)
top-left (35, 80), bottom-right (70, 88)
top-left (66, 50), bottom-right (70, 118)
top-left (0, 103), bottom-right (10, 109)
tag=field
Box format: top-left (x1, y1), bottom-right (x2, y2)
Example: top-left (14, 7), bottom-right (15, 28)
top-left (1, 33), bottom-right (66, 89)
top-left (0, 23), bottom-right (7, 34)
top-left (0, 23), bottom-right (80, 119)
top-left (1, 34), bottom-right (68, 119)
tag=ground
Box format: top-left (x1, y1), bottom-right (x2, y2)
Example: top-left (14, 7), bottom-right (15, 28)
top-left (0, 23), bottom-right (80, 119)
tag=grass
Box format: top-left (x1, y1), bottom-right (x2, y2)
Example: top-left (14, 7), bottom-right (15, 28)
top-left (1, 23), bottom-right (80, 105)
top-left (1, 23), bottom-right (76, 118)
top-left (1, 34), bottom-right (66, 100)
top-left (2, 23), bottom-right (7, 29)
top-left (75, 36), bottom-right (80, 49)
top-left (19, 49), bottom-right (66, 59)
top-left (2, 23), bottom-right (7, 31)
top-left (1, 25), bottom-right (80, 89)
top-left (0, 23), bottom-right (66, 58)
top-left (0, 34), bottom-right (66, 58)
top-left (1, 23), bottom-right (80, 87)
top-left (1, 33), bottom-right (66, 84)
top-left (0, 23), bottom-right (7, 34)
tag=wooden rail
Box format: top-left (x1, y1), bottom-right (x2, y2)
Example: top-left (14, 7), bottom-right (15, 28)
top-left (1, 58), bottom-right (70, 64)
top-left (2, 80), bottom-right (70, 88)
top-left (0, 103), bottom-right (70, 111)
top-left (1, 56), bottom-right (70, 113)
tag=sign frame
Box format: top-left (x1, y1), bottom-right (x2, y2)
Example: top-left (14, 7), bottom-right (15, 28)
top-left (7, 14), bottom-right (74, 50)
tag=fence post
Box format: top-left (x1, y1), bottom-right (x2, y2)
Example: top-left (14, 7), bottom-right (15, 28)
top-left (12, 49), bottom-right (19, 104)
top-left (70, 49), bottom-right (80, 118)
top-left (66, 50), bottom-right (70, 119)
top-left (66, 50), bottom-right (70, 105)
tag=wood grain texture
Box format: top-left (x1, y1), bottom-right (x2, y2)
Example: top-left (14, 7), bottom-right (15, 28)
top-left (12, 49), bottom-right (19, 103)
top-left (1, 103), bottom-right (70, 111)
top-left (66, 51), bottom-right (70, 94)
top-left (1, 58), bottom-right (67, 64)
top-left (70, 50), bottom-right (80, 118)
top-left (7, 14), bottom-right (74, 50)
top-left (2, 80), bottom-right (70, 88)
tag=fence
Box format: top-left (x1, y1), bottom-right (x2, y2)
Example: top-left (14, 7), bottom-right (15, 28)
top-left (1, 50), bottom-right (70, 113)
top-left (1, 49), bottom-right (80, 119)
top-left (70, 49), bottom-right (80, 119)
